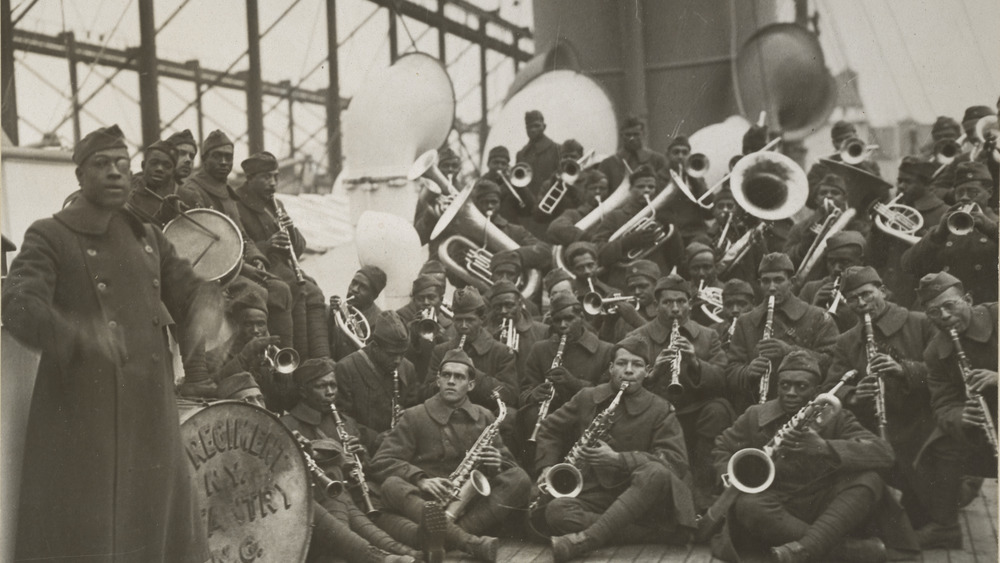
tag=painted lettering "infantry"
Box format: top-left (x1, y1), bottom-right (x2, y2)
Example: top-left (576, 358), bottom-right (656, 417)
top-left (185, 416), bottom-right (288, 471)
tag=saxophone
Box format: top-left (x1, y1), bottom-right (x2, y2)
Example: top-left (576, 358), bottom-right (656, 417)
top-left (538, 382), bottom-right (629, 501)
top-left (445, 388), bottom-right (507, 520)
top-left (529, 335), bottom-right (566, 443)
top-left (863, 313), bottom-right (889, 441)
top-left (270, 195), bottom-right (306, 284)
top-left (666, 319), bottom-right (684, 396)
top-left (329, 403), bottom-right (379, 516)
top-left (391, 369), bottom-right (402, 429)
top-left (757, 296), bottom-right (775, 404)
top-left (947, 328), bottom-right (999, 457)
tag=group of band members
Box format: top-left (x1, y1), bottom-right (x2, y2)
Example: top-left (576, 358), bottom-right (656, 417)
top-left (2, 95), bottom-right (997, 563)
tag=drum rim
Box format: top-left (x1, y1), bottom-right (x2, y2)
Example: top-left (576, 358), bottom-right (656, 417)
top-left (163, 208), bottom-right (245, 282)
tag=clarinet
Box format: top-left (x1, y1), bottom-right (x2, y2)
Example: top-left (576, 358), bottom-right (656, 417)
top-left (391, 369), bottom-right (402, 429)
top-left (292, 430), bottom-right (346, 497)
top-left (863, 314), bottom-right (889, 441)
top-left (666, 320), bottom-right (684, 396)
top-left (328, 403), bottom-right (379, 516)
top-left (947, 328), bottom-right (999, 457)
top-left (271, 195), bottom-right (306, 284)
top-left (758, 296), bottom-right (775, 404)
top-left (529, 335), bottom-right (566, 443)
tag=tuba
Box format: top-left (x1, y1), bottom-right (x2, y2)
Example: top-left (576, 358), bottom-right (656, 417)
top-left (552, 175), bottom-right (633, 271)
top-left (431, 185), bottom-right (541, 299)
top-left (332, 295), bottom-right (372, 349)
top-left (445, 388), bottom-right (506, 520)
top-left (537, 150), bottom-right (596, 215)
top-left (872, 193), bottom-right (923, 246)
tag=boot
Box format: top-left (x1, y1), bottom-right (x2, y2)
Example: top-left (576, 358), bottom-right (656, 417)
top-left (456, 532), bottom-right (498, 562)
top-left (958, 476), bottom-right (984, 508)
top-left (828, 537), bottom-right (887, 563)
top-left (367, 545), bottom-right (416, 563)
top-left (551, 531), bottom-right (596, 563)
top-left (770, 541), bottom-right (809, 563)
top-left (914, 522), bottom-right (962, 549)
top-left (306, 291), bottom-right (332, 358)
top-left (419, 502), bottom-right (447, 563)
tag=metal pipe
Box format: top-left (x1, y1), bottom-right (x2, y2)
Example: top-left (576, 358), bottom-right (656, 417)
top-left (137, 0), bottom-right (161, 147)
top-left (326, 0), bottom-right (343, 180)
top-left (1, 0), bottom-right (19, 145)
top-left (245, 0), bottom-right (264, 154)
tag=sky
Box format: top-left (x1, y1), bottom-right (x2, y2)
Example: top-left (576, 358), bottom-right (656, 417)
top-left (7, 0), bottom-right (998, 169)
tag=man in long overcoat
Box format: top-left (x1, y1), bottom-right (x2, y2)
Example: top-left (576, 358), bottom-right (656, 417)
top-left (2, 125), bottom-right (221, 562)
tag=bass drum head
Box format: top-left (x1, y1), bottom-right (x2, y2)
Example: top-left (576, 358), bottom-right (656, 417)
top-left (180, 401), bottom-right (312, 563)
top-left (163, 209), bottom-right (244, 283)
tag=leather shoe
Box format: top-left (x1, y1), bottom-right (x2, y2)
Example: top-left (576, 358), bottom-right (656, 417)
top-left (915, 522), bottom-right (962, 550)
top-left (419, 502), bottom-right (447, 563)
top-left (770, 541), bottom-right (809, 563)
top-left (466, 536), bottom-right (498, 562)
top-left (552, 531), bottom-right (595, 563)
top-left (829, 537), bottom-right (887, 563)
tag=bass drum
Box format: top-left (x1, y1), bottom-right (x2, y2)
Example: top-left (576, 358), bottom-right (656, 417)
top-left (179, 400), bottom-right (312, 563)
top-left (163, 209), bottom-right (244, 284)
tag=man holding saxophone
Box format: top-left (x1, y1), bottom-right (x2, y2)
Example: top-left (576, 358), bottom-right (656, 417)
top-left (372, 349), bottom-right (532, 562)
top-left (824, 266), bottom-right (939, 535)
top-left (626, 274), bottom-right (731, 512)
top-left (533, 336), bottom-right (694, 562)
top-left (912, 272), bottom-right (997, 549)
top-left (711, 351), bottom-right (902, 563)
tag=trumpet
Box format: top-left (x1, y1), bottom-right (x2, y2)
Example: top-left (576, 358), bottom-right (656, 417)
top-left (497, 163), bottom-right (532, 208)
top-left (264, 345), bottom-right (300, 374)
top-left (332, 295), bottom-right (372, 349)
top-left (537, 150), bottom-right (596, 215)
top-left (665, 319), bottom-right (684, 396)
top-left (948, 328), bottom-right (998, 457)
top-left (972, 115), bottom-right (999, 163)
top-left (582, 292), bottom-right (638, 316)
top-left (529, 335), bottom-right (566, 443)
top-left (839, 137), bottom-right (879, 165)
top-left (417, 307), bottom-right (441, 342)
top-left (947, 202), bottom-right (982, 236)
top-left (499, 316), bottom-right (520, 351)
top-left (827, 275), bottom-right (843, 315)
top-left (863, 313), bottom-right (889, 441)
top-left (685, 153), bottom-right (710, 179)
top-left (872, 194), bottom-right (923, 246)
top-left (933, 137), bottom-right (964, 166)
top-left (757, 296), bottom-right (775, 404)
top-left (293, 431), bottom-right (346, 497)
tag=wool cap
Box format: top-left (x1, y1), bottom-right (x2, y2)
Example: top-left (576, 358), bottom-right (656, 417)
top-left (438, 146), bottom-right (460, 164)
top-left (817, 173), bottom-right (847, 194)
top-left (954, 161), bottom-right (993, 192)
top-left (411, 274), bottom-right (445, 296)
top-left (228, 280), bottom-right (268, 316)
top-left (961, 106), bottom-right (995, 130)
top-left (565, 241), bottom-right (598, 264)
top-left (241, 151), bottom-right (279, 176)
top-left (440, 348), bottom-right (475, 372)
top-left (685, 241), bottom-right (715, 264)
top-left (916, 271), bottom-right (964, 304)
top-left (667, 135), bottom-right (691, 151)
top-left (73, 124), bottom-right (127, 165)
top-left (654, 273), bottom-right (692, 299)
top-left (217, 372), bottom-right (260, 400)
top-left (722, 279), bottom-right (755, 299)
top-left (165, 129), bottom-right (197, 151)
top-left (897, 156), bottom-right (937, 183)
top-left (420, 260), bottom-right (447, 276)
top-left (826, 231), bottom-right (866, 254)
top-left (841, 265), bottom-right (882, 294)
top-left (372, 311), bottom-right (409, 353)
top-left (550, 293), bottom-right (580, 316)
top-left (758, 252), bottom-right (795, 275)
top-left (142, 141), bottom-right (178, 166)
top-left (778, 350), bottom-right (821, 379)
top-left (487, 146), bottom-right (510, 161)
top-left (561, 139), bottom-right (583, 157)
top-left (621, 116), bottom-right (644, 130)
top-left (487, 280), bottom-right (519, 302)
top-left (472, 179), bottom-right (501, 199)
top-left (355, 265), bottom-right (387, 295)
top-left (452, 286), bottom-right (485, 314)
top-left (614, 335), bottom-right (651, 365)
top-left (629, 164), bottom-right (657, 183)
top-left (293, 358), bottom-right (335, 388)
top-left (625, 259), bottom-right (660, 285)
top-left (831, 121), bottom-right (857, 145)
top-left (491, 250), bottom-right (522, 272)
top-left (525, 110), bottom-right (544, 124)
top-left (202, 129), bottom-right (234, 156)
top-left (543, 269), bottom-right (574, 293)
top-left (931, 116), bottom-right (962, 141)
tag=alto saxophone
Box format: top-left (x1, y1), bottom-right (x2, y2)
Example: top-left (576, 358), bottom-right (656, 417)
top-left (270, 195), bottom-right (306, 284)
top-left (757, 296), bottom-right (775, 404)
top-left (863, 313), bottom-right (889, 441)
top-left (529, 334), bottom-right (566, 443)
top-left (329, 403), bottom-right (379, 516)
top-left (445, 388), bottom-right (506, 520)
top-left (947, 328), bottom-right (999, 457)
top-left (665, 319), bottom-right (684, 396)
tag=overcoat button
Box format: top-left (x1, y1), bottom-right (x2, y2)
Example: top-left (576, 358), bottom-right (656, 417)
top-left (97, 282), bottom-right (107, 291)
top-left (152, 279), bottom-right (160, 288)
top-left (87, 249), bottom-right (97, 256)
top-left (974, 264), bottom-right (983, 271)
top-left (108, 321), bottom-right (118, 329)
top-left (144, 245), bottom-right (154, 253)
top-left (945, 241), bottom-right (953, 247)
top-left (152, 353), bottom-right (161, 362)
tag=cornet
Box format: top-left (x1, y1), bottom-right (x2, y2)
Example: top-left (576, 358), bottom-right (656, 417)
top-left (264, 345), bottom-right (300, 374)
top-left (417, 308), bottom-right (440, 342)
top-left (947, 202), bottom-right (982, 236)
top-left (933, 137), bottom-right (964, 166)
top-left (582, 292), bottom-right (638, 316)
top-left (499, 316), bottom-right (519, 351)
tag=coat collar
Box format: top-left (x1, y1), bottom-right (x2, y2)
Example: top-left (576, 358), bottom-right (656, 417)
top-left (874, 303), bottom-right (908, 336)
top-left (590, 382), bottom-right (656, 416)
top-left (289, 401), bottom-right (324, 426)
top-left (491, 214), bottom-right (510, 228)
top-left (453, 329), bottom-right (494, 356)
top-left (964, 304), bottom-right (995, 344)
top-left (645, 317), bottom-right (702, 344)
top-left (189, 169), bottom-right (232, 199)
top-left (236, 185), bottom-right (272, 213)
top-left (424, 393), bottom-right (481, 425)
top-left (571, 329), bottom-right (600, 353)
top-left (749, 294), bottom-right (809, 323)
top-left (513, 307), bottom-right (534, 332)
top-left (911, 192), bottom-right (946, 212)
top-left (756, 399), bottom-right (793, 427)
top-left (55, 197), bottom-right (144, 236)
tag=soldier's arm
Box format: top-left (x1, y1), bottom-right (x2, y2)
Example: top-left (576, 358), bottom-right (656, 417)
top-left (369, 409), bottom-right (426, 484)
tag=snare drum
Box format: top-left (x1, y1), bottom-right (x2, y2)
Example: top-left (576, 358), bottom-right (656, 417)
top-left (179, 401), bottom-right (312, 563)
top-left (163, 208), bottom-right (244, 284)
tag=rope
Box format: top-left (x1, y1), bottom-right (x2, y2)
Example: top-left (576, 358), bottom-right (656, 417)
top-left (387, 0), bottom-right (419, 53)
top-left (852, 0), bottom-right (915, 119)
top-left (11, 0), bottom-right (41, 26)
top-left (882, 2), bottom-right (937, 117)
top-left (957, 0), bottom-right (1000, 88)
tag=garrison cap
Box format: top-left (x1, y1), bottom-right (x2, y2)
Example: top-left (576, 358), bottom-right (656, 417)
top-left (841, 265), bottom-right (882, 294)
top-left (438, 146), bottom-right (460, 164)
top-left (487, 280), bottom-right (519, 302)
top-left (524, 110), bottom-right (545, 124)
top-left (549, 292), bottom-right (580, 316)
top-left (472, 179), bottom-right (501, 199)
top-left (961, 106), bottom-right (995, 130)
top-left (165, 129), bottom-right (197, 150)
top-left (543, 269), bottom-right (574, 293)
top-left (452, 286), bottom-right (485, 314)
top-left (625, 259), bottom-right (660, 284)
top-left (614, 335), bottom-right (651, 365)
top-left (227, 279), bottom-right (268, 316)
top-left (560, 139), bottom-right (583, 157)
top-left (817, 173), bottom-right (847, 194)
top-left (831, 121), bottom-right (857, 146)
top-left (420, 260), bottom-right (446, 276)
top-left (202, 129), bottom-right (234, 156)
top-left (293, 358), bottom-right (335, 388)
top-left (654, 273), bottom-right (691, 299)
top-left (758, 252), bottom-right (795, 275)
top-left (491, 250), bottom-right (522, 272)
top-left (916, 271), bottom-right (964, 304)
top-left (411, 274), bottom-right (445, 296)
top-left (826, 231), bottom-right (866, 254)
top-left (897, 156), bottom-right (937, 182)
top-left (954, 161), bottom-right (993, 192)
top-left (144, 140), bottom-right (178, 165)
top-left (355, 265), bottom-right (387, 295)
top-left (241, 151), bottom-right (279, 176)
top-left (629, 164), bottom-right (657, 184)
top-left (487, 146), bottom-right (510, 161)
top-left (667, 135), bottom-right (691, 150)
top-left (931, 117), bottom-right (962, 141)
top-left (73, 124), bottom-right (127, 165)
top-left (217, 372), bottom-right (260, 400)
top-left (778, 350), bottom-right (821, 379)
top-left (722, 278), bottom-right (755, 299)
top-left (372, 311), bottom-right (409, 353)
top-left (685, 241), bottom-right (715, 263)
top-left (565, 241), bottom-right (598, 264)
top-left (621, 115), bottom-right (645, 130)
top-left (440, 348), bottom-right (475, 373)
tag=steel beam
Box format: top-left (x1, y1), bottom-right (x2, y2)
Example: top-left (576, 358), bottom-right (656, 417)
top-left (388, 9), bottom-right (398, 63)
top-left (478, 18), bottom-right (488, 144)
top-left (325, 0), bottom-right (342, 179)
top-left (137, 0), bottom-right (160, 146)
top-left (245, 0), bottom-right (264, 153)
top-left (1, 0), bottom-right (18, 144)
top-left (60, 31), bottom-right (81, 143)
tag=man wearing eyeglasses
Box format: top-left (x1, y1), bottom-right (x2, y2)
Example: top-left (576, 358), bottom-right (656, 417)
top-left (823, 266), bottom-right (938, 536)
top-left (910, 272), bottom-right (998, 549)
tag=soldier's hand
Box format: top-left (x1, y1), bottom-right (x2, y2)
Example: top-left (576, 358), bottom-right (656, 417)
top-left (962, 399), bottom-right (989, 428)
top-left (967, 369), bottom-right (999, 393)
top-left (250, 258), bottom-right (268, 271)
top-left (623, 227), bottom-right (658, 250)
top-left (755, 338), bottom-right (791, 361)
top-left (269, 230), bottom-right (292, 250)
top-left (870, 353), bottom-right (903, 379)
top-left (811, 282), bottom-right (835, 307)
top-left (853, 375), bottom-right (879, 402)
top-left (747, 357), bottom-right (771, 385)
top-left (476, 446), bottom-right (503, 472)
top-left (240, 335), bottom-right (281, 364)
top-left (343, 435), bottom-right (365, 456)
top-left (330, 295), bottom-right (343, 310)
top-left (530, 381), bottom-right (554, 403)
top-left (674, 337), bottom-right (696, 366)
top-left (536, 467), bottom-right (551, 490)
top-left (782, 427), bottom-right (829, 456)
top-left (417, 477), bottom-right (453, 504)
top-left (547, 366), bottom-right (572, 385)
top-left (654, 348), bottom-right (676, 373)
top-left (971, 207), bottom-right (999, 237)
top-left (578, 440), bottom-right (620, 468)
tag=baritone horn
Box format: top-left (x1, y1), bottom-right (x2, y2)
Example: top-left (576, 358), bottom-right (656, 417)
top-left (265, 345), bottom-right (300, 374)
top-left (872, 193), bottom-right (923, 245)
top-left (332, 295), bottom-right (372, 349)
top-left (947, 203), bottom-right (982, 236)
top-left (408, 150), bottom-right (458, 196)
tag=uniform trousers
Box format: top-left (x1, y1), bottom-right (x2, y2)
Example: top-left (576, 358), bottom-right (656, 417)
top-left (676, 399), bottom-right (734, 510)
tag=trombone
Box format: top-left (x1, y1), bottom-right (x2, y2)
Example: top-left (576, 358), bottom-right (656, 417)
top-left (537, 150), bottom-right (596, 215)
top-left (497, 163), bottom-right (532, 208)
